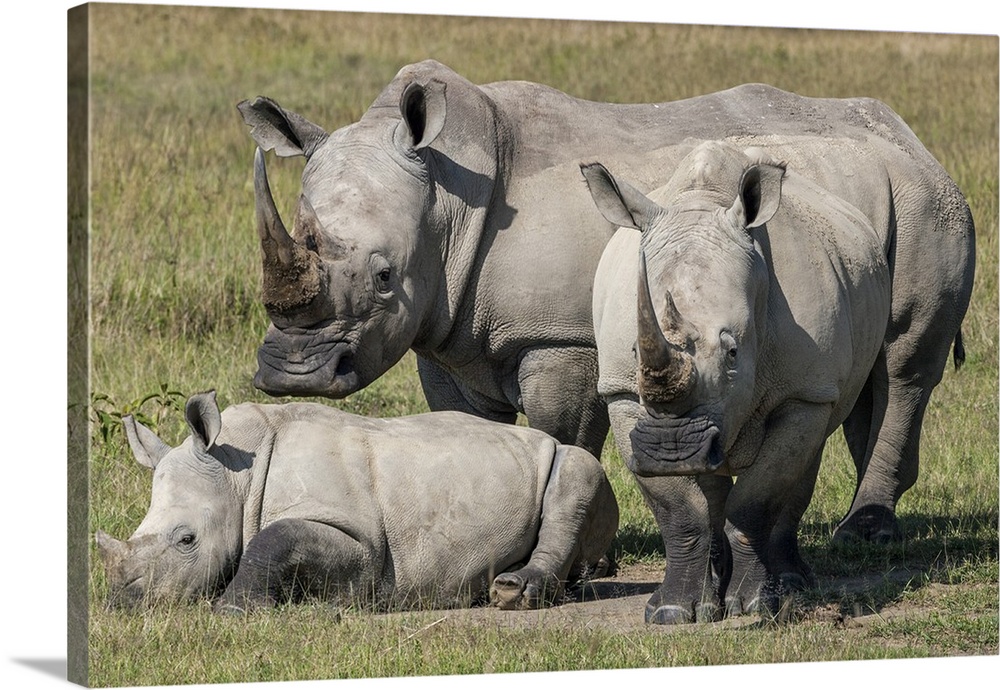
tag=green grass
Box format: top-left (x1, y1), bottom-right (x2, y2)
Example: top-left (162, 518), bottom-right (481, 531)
top-left (82, 5), bottom-right (998, 687)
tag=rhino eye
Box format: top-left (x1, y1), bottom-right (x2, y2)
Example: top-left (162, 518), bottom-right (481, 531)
top-left (174, 531), bottom-right (197, 551)
top-left (371, 255), bottom-right (393, 295)
top-left (720, 331), bottom-right (738, 369)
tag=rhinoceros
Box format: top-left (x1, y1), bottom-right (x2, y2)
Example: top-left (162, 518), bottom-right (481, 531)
top-left (95, 391), bottom-right (618, 613)
top-left (236, 59), bottom-right (973, 542)
top-left (582, 141), bottom-right (892, 623)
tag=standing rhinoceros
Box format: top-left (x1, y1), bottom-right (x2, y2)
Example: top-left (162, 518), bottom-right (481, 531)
top-left (95, 391), bottom-right (618, 613)
top-left (237, 59), bottom-right (973, 542)
top-left (582, 141), bottom-right (891, 623)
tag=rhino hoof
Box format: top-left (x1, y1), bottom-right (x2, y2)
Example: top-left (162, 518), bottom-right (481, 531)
top-left (725, 595), bottom-right (747, 618)
top-left (212, 601), bottom-right (248, 616)
top-left (832, 506), bottom-right (900, 544)
top-left (779, 571), bottom-right (811, 592)
top-left (491, 572), bottom-right (537, 610)
top-left (695, 601), bottom-right (723, 623)
top-left (645, 602), bottom-right (694, 625)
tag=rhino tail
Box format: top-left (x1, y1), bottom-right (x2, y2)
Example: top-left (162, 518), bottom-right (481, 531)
top-left (953, 328), bottom-right (966, 371)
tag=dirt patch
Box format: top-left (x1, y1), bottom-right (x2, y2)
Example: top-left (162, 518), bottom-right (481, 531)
top-left (377, 561), bottom-right (942, 634)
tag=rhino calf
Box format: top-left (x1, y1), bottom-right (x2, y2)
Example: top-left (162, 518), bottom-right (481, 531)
top-left (96, 391), bottom-right (618, 613)
top-left (584, 141), bottom-right (891, 624)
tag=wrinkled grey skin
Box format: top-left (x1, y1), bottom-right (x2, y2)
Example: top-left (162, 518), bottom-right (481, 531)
top-left (238, 60), bottom-right (974, 540)
top-left (584, 141), bottom-right (892, 623)
top-left (95, 391), bottom-right (618, 613)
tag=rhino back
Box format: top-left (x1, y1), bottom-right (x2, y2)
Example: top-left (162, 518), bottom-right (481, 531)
top-left (445, 80), bottom-right (929, 368)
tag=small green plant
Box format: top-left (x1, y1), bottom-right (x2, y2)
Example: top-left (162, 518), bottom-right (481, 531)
top-left (91, 384), bottom-right (186, 443)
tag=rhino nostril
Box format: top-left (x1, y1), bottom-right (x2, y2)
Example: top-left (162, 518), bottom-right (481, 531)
top-left (335, 353), bottom-right (354, 376)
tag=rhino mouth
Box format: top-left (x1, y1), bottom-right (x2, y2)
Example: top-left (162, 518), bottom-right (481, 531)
top-left (105, 573), bottom-right (152, 609)
top-left (627, 410), bottom-right (724, 476)
top-left (254, 329), bottom-right (360, 398)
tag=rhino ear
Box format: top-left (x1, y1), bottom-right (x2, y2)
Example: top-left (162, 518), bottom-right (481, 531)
top-left (185, 390), bottom-right (222, 454)
top-left (123, 415), bottom-right (172, 470)
top-left (397, 79), bottom-right (447, 151)
top-left (730, 162), bottom-right (786, 230)
top-left (237, 97), bottom-right (329, 159)
top-left (580, 162), bottom-right (662, 231)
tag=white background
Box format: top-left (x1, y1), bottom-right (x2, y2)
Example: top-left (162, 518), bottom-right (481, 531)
top-left (2, 1), bottom-right (997, 689)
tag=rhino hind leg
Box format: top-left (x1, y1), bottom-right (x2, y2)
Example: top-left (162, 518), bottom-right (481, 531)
top-left (213, 518), bottom-right (378, 614)
top-left (836, 351), bottom-right (900, 544)
top-left (490, 445), bottom-right (619, 610)
top-left (835, 331), bottom-right (954, 544)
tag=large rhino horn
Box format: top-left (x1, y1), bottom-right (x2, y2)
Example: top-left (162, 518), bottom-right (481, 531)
top-left (253, 147), bottom-right (323, 313)
top-left (636, 250), bottom-right (696, 404)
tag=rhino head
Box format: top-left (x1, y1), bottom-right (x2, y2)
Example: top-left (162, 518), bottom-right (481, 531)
top-left (581, 142), bottom-right (785, 475)
top-left (96, 391), bottom-right (243, 607)
top-left (237, 74), bottom-right (461, 399)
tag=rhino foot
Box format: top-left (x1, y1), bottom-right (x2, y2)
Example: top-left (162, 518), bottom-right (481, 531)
top-left (490, 568), bottom-right (561, 610)
top-left (645, 602), bottom-right (694, 625)
top-left (832, 505), bottom-right (900, 544)
top-left (725, 591), bottom-right (777, 618)
top-left (644, 594), bottom-right (722, 625)
top-left (726, 587), bottom-right (794, 623)
top-left (779, 571), bottom-right (812, 593)
top-left (212, 601), bottom-right (249, 616)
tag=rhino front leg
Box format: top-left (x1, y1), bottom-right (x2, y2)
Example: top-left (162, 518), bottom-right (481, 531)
top-left (605, 396), bottom-right (732, 624)
top-left (214, 518), bottom-right (378, 614)
top-left (416, 355), bottom-right (517, 423)
top-left (768, 447), bottom-right (822, 592)
top-left (725, 402), bottom-right (829, 618)
top-left (517, 346), bottom-right (611, 459)
top-left (631, 473), bottom-right (732, 624)
top-left (491, 445), bottom-right (619, 610)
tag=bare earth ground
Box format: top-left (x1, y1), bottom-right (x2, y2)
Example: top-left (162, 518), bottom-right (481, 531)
top-left (377, 562), bottom-right (932, 635)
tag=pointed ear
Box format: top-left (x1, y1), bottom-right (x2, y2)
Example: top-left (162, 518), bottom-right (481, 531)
top-left (237, 97), bottom-right (329, 159)
top-left (397, 79), bottom-right (447, 151)
top-left (728, 162), bottom-right (785, 230)
top-left (123, 415), bottom-right (172, 470)
top-left (185, 390), bottom-right (222, 454)
top-left (580, 162), bottom-right (662, 232)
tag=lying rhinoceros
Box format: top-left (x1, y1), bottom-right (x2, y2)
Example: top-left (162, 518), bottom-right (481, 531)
top-left (238, 59), bottom-right (973, 544)
top-left (95, 391), bottom-right (618, 613)
top-left (582, 141), bottom-right (892, 623)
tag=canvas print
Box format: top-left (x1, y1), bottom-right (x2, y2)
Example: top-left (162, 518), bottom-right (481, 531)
top-left (67, 2), bottom-right (999, 687)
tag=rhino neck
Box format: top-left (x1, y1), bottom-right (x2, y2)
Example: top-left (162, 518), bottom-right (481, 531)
top-left (212, 404), bottom-right (278, 550)
top-left (391, 72), bottom-right (507, 354)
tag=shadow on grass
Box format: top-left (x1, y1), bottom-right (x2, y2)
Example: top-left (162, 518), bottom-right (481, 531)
top-left (600, 509), bottom-right (998, 615)
top-left (611, 523), bottom-right (665, 562)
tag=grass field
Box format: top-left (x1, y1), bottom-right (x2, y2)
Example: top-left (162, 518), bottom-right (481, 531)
top-left (79, 4), bottom-right (998, 687)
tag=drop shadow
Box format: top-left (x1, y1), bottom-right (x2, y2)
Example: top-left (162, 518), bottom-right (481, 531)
top-left (10, 658), bottom-right (67, 681)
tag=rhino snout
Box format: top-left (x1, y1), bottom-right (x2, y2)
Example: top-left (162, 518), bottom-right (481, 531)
top-left (627, 412), bottom-right (724, 476)
top-left (255, 336), bottom-right (359, 398)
